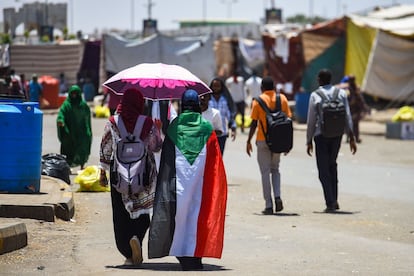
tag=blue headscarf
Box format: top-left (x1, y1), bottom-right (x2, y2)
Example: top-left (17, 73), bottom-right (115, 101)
top-left (181, 89), bottom-right (201, 113)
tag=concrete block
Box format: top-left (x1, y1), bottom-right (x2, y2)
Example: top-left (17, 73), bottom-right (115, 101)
top-left (0, 204), bottom-right (55, 222)
top-left (386, 121), bottom-right (414, 140)
top-left (54, 191), bottom-right (75, 221)
top-left (0, 222), bottom-right (27, 254)
top-left (386, 122), bottom-right (402, 139)
top-left (401, 122), bottom-right (414, 140)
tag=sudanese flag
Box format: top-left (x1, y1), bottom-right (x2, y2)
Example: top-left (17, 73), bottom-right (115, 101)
top-left (148, 111), bottom-right (227, 259)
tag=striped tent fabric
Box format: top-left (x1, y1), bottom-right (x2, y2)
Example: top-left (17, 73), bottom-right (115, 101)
top-left (9, 42), bottom-right (83, 86)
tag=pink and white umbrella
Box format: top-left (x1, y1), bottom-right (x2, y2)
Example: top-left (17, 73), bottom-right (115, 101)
top-left (102, 63), bottom-right (211, 100)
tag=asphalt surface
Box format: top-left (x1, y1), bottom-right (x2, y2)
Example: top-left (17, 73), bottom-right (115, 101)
top-left (1, 107), bottom-right (414, 275)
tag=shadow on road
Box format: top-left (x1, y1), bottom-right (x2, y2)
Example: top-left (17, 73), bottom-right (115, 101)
top-left (106, 262), bottom-right (228, 271)
top-left (312, 210), bottom-right (361, 215)
top-left (253, 212), bottom-right (300, 216)
top-left (274, 212), bottom-right (300, 216)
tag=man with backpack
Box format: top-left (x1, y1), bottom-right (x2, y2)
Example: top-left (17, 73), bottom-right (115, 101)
top-left (246, 76), bottom-right (292, 215)
top-left (306, 69), bottom-right (357, 213)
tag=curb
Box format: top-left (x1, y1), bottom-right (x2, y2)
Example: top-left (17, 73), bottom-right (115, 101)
top-left (0, 204), bottom-right (55, 222)
top-left (0, 222), bottom-right (27, 255)
top-left (0, 176), bottom-right (75, 222)
top-left (54, 191), bottom-right (75, 221)
top-left (0, 176), bottom-right (74, 255)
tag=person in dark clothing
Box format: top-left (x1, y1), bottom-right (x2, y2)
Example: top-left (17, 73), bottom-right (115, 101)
top-left (306, 69), bottom-right (357, 213)
top-left (346, 75), bottom-right (370, 143)
top-left (99, 88), bottom-right (162, 266)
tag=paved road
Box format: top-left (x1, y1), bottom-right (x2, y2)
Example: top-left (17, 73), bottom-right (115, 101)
top-left (1, 111), bottom-right (414, 275)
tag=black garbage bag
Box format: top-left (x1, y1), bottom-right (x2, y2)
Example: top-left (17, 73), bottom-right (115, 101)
top-left (41, 153), bottom-right (71, 184)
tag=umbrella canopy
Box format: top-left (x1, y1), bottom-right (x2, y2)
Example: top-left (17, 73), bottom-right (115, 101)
top-left (102, 63), bottom-right (212, 100)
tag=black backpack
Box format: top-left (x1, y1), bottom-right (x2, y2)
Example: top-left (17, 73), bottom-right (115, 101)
top-left (255, 93), bottom-right (293, 153)
top-left (316, 88), bottom-right (346, 138)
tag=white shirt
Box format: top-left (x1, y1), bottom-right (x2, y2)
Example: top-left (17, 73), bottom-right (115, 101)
top-left (245, 76), bottom-right (262, 99)
top-left (202, 106), bottom-right (223, 134)
top-left (226, 76), bottom-right (246, 103)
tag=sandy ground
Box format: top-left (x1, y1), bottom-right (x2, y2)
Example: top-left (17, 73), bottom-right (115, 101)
top-left (1, 108), bottom-right (414, 275)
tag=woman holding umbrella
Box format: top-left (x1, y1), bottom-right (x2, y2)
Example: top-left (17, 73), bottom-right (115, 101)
top-left (99, 88), bottom-right (162, 266)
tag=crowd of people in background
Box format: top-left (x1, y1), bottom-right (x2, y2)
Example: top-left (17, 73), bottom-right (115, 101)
top-left (0, 69), bottom-right (29, 99)
top-left (0, 69), bottom-right (98, 105)
top-left (1, 64), bottom-right (371, 270)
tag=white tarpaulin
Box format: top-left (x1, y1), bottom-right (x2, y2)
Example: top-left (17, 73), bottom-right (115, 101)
top-left (104, 33), bottom-right (215, 84)
top-left (238, 38), bottom-right (264, 69)
top-left (362, 31), bottom-right (414, 102)
top-left (349, 5), bottom-right (414, 37)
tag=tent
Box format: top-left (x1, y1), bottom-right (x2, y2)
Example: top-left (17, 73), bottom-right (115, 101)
top-left (353, 4), bottom-right (414, 103)
top-left (362, 30), bottom-right (414, 103)
top-left (103, 33), bottom-right (216, 84)
top-left (262, 25), bottom-right (305, 100)
top-left (9, 41), bottom-right (83, 86)
top-left (300, 18), bottom-right (346, 92)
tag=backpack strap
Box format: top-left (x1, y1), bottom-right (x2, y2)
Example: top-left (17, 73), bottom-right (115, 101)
top-left (332, 87), bottom-right (340, 101)
top-left (255, 92), bottom-right (280, 113)
top-left (316, 88), bottom-right (340, 102)
top-left (114, 115), bottom-right (146, 141)
top-left (275, 93), bottom-right (281, 111)
top-left (315, 88), bottom-right (329, 102)
top-left (254, 93), bottom-right (280, 136)
top-left (255, 96), bottom-right (271, 113)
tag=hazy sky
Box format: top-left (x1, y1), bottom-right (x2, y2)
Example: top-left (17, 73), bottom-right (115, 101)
top-left (1, 0), bottom-right (414, 34)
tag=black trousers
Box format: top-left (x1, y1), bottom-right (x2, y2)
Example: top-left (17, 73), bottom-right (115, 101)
top-left (235, 101), bottom-right (246, 129)
top-left (217, 135), bottom-right (227, 155)
top-left (176, 257), bottom-right (203, 270)
top-left (314, 135), bottom-right (342, 208)
top-left (110, 183), bottom-right (150, 259)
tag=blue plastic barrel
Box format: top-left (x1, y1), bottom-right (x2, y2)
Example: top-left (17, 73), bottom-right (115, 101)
top-left (294, 92), bottom-right (311, 124)
top-left (0, 102), bottom-right (43, 193)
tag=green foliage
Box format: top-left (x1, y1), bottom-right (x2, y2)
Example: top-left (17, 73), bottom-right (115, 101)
top-left (41, 35), bottom-right (50, 42)
top-left (1, 33), bottom-right (11, 44)
top-left (63, 26), bottom-right (68, 40)
top-left (286, 14), bottom-right (327, 24)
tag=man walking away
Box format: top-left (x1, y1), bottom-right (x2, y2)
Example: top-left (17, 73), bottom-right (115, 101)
top-left (306, 69), bottom-right (357, 213)
top-left (246, 76), bottom-right (292, 215)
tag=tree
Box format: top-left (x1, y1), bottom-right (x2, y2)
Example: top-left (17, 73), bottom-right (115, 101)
top-left (41, 35), bottom-right (50, 43)
top-left (24, 30), bottom-right (30, 43)
top-left (1, 33), bottom-right (11, 44)
top-left (286, 13), bottom-right (327, 25)
top-left (63, 27), bottom-right (68, 40)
